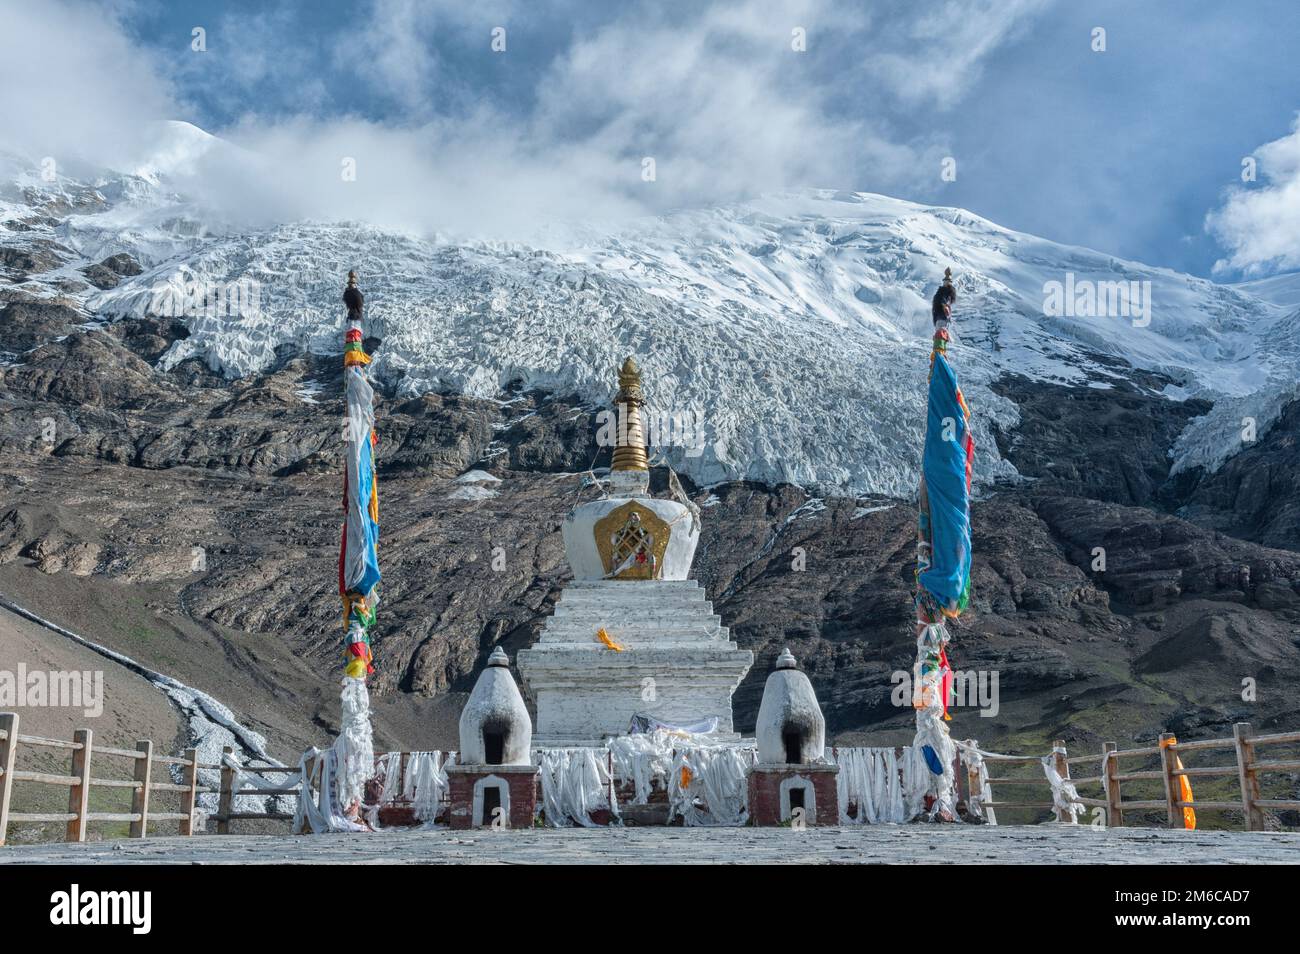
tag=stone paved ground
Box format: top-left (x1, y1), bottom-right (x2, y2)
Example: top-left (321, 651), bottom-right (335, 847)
top-left (2, 825), bottom-right (1298, 864)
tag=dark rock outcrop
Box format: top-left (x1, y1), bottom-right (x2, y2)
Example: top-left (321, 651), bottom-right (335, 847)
top-left (0, 239), bottom-right (72, 278)
top-left (80, 252), bottom-right (144, 290)
top-left (1169, 400), bottom-right (1300, 551)
top-left (1, 299), bottom-right (84, 352)
top-left (991, 373), bottom-right (1210, 507)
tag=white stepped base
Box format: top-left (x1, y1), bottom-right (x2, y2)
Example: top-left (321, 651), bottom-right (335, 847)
top-left (518, 580), bottom-right (753, 744)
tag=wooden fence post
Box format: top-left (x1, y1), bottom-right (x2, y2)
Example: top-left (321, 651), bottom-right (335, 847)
top-left (965, 756), bottom-right (981, 817)
top-left (217, 745), bottom-right (235, 835)
top-left (1052, 739), bottom-right (1070, 823)
top-left (179, 747), bottom-right (199, 836)
top-left (1233, 722), bottom-right (1264, 832)
top-left (1103, 741), bottom-right (1122, 828)
top-left (295, 752), bottom-right (318, 835)
top-left (1158, 731), bottom-right (1179, 829)
top-left (129, 740), bottom-right (153, 838)
top-left (66, 728), bottom-right (93, 842)
top-left (0, 713), bottom-right (18, 847)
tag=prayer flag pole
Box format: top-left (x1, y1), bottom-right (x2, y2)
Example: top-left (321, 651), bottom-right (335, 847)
top-left (334, 269), bottom-right (379, 823)
top-left (912, 268), bottom-right (973, 821)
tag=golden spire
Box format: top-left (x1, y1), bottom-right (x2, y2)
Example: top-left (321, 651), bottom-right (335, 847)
top-left (611, 356), bottom-right (649, 472)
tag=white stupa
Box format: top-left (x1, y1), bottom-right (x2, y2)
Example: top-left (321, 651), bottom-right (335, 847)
top-left (458, 646), bottom-right (532, 766)
top-left (517, 358), bottom-right (754, 745)
top-left (755, 647), bottom-right (827, 765)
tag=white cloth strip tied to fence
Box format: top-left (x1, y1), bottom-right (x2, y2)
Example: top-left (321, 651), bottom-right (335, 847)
top-left (221, 752), bottom-right (301, 820)
top-left (405, 751), bottom-right (452, 823)
top-left (1042, 747), bottom-right (1085, 824)
top-left (608, 730), bottom-right (677, 805)
top-left (954, 739), bottom-right (1050, 762)
top-left (957, 741), bottom-right (996, 824)
top-left (362, 750), bottom-right (452, 828)
top-left (1100, 751), bottom-right (1112, 814)
top-left (536, 748), bottom-right (617, 827)
top-left (832, 747), bottom-right (908, 824)
top-left (668, 743), bottom-right (756, 826)
top-left (902, 742), bottom-right (940, 821)
top-left (295, 746), bottom-right (368, 834)
top-left (363, 752), bottom-right (403, 829)
top-left (220, 752), bottom-right (299, 786)
top-left (376, 752), bottom-right (403, 803)
top-left (955, 738), bottom-right (1088, 823)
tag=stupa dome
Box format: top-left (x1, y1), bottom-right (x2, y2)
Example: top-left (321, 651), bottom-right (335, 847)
top-left (459, 647), bottom-right (532, 765)
top-left (755, 648), bottom-right (827, 765)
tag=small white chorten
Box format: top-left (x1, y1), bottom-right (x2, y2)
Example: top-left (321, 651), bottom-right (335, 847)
top-left (447, 646), bottom-right (538, 829)
top-left (755, 647), bottom-right (826, 765)
top-left (747, 647), bottom-right (838, 826)
top-left (458, 646), bottom-right (532, 765)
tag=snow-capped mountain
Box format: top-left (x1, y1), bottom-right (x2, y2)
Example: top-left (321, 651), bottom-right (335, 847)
top-left (1237, 271), bottom-right (1300, 309)
top-left (3, 123), bottom-right (1295, 498)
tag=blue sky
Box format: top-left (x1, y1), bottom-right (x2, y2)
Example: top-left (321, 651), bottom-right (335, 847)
top-left (6, 0), bottom-right (1299, 278)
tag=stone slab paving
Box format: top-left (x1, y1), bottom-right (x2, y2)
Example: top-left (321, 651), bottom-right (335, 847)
top-left (2, 825), bottom-right (1298, 864)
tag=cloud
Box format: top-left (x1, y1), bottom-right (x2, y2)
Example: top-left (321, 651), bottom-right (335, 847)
top-left (0, 0), bottom-right (1052, 240)
top-left (530, 1), bottom-right (904, 205)
top-left (197, 0), bottom-right (998, 236)
top-left (865, 0), bottom-right (1054, 108)
top-left (345, 0), bottom-right (443, 113)
top-left (168, 7), bottom-right (332, 121)
top-left (0, 0), bottom-right (178, 172)
top-left (1207, 116), bottom-right (1300, 277)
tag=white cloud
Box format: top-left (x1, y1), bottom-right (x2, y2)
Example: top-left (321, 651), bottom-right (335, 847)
top-left (1207, 116), bottom-right (1300, 277)
top-left (530, 1), bottom-right (898, 206)
top-left (865, 0), bottom-right (1054, 108)
top-left (342, 0), bottom-right (526, 114)
top-left (0, 0), bottom-right (1050, 240)
top-left (0, 0), bottom-right (178, 172)
top-left (345, 0), bottom-right (442, 113)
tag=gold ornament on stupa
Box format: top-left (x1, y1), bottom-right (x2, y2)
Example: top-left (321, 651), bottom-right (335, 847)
top-left (595, 501), bottom-right (669, 579)
top-left (611, 356), bottom-right (649, 473)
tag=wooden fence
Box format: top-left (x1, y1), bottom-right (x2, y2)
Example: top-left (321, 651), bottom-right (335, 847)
top-left (214, 745), bottom-right (299, 833)
top-left (4, 711), bottom-right (1298, 845)
top-left (0, 713), bottom-right (297, 846)
top-left (965, 723), bottom-right (1300, 829)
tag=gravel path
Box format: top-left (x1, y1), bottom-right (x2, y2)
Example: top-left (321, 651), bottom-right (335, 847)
top-left (3, 825), bottom-right (1297, 864)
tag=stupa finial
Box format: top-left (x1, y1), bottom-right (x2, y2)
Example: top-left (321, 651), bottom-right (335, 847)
top-left (343, 270), bottom-right (364, 325)
top-left (611, 356), bottom-right (649, 473)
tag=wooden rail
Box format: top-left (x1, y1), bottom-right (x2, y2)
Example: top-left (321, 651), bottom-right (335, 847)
top-left (0, 716), bottom-right (333, 845)
top-left (211, 745), bottom-right (300, 832)
top-left (961, 723), bottom-right (1300, 830)
top-left (0, 712), bottom-right (297, 847)
top-left (964, 737), bottom-right (1070, 823)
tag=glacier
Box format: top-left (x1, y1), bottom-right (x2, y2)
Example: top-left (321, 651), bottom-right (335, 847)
top-left (3, 123), bottom-right (1295, 499)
